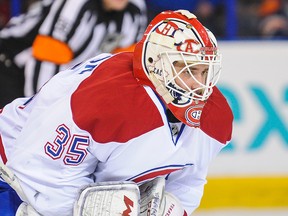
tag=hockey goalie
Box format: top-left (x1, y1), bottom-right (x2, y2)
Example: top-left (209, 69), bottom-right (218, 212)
top-left (0, 9), bottom-right (233, 216)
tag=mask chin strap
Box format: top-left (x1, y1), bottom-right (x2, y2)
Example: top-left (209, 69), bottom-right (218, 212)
top-left (149, 73), bottom-right (174, 104)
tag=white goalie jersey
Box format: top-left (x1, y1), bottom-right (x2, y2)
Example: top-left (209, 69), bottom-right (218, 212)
top-left (0, 52), bottom-right (233, 215)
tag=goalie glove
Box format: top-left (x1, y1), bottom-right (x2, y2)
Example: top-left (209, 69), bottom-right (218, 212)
top-left (73, 181), bottom-right (140, 216)
top-left (0, 161), bottom-right (28, 202)
top-left (139, 177), bottom-right (187, 216)
top-left (0, 162), bottom-right (41, 215)
top-left (159, 192), bottom-right (187, 216)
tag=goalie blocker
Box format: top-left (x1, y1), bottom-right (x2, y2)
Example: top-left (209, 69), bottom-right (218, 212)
top-left (73, 181), bottom-right (140, 216)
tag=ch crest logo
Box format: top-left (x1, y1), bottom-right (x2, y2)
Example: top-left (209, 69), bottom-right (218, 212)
top-left (185, 104), bottom-right (204, 127)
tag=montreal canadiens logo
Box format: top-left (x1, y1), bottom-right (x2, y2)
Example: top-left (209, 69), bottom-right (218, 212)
top-left (185, 104), bottom-right (204, 127)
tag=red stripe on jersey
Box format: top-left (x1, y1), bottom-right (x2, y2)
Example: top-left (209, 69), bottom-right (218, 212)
top-left (132, 168), bottom-right (182, 183)
top-left (71, 52), bottom-right (164, 143)
top-left (0, 135), bottom-right (7, 164)
top-left (200, 87), bottom-right (233, 144)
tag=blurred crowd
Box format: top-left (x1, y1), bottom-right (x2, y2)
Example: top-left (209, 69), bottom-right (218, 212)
top-left (0, 0), bottom-right (36, 27)
top-left (238, 0), bottom-right (288, 38)
top-left (1, 0), bottom-right (288, 39)
top-left (145, 0), bottom-right (288, 39)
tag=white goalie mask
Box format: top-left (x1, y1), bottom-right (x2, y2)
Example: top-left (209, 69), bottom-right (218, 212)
top-left (133, 10), bottom-right (222, 126)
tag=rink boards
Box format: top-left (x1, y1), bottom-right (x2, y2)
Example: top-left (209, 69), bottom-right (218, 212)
top-left (198, 41), bottom-right (288, 210)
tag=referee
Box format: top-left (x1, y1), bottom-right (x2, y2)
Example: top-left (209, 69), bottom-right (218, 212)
top-left (0, 0), bottom-right (147, 108)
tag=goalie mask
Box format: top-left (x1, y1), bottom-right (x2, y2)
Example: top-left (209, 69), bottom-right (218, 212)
top-left (133, 10), bottom-right (222, 127)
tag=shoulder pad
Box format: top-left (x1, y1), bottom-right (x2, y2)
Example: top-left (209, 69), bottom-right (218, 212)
top-left (200, 87), bottom-right (233, 144)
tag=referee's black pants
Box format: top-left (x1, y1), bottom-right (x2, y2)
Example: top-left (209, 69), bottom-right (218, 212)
top-left (0, 61), bottom-right (24, 108)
